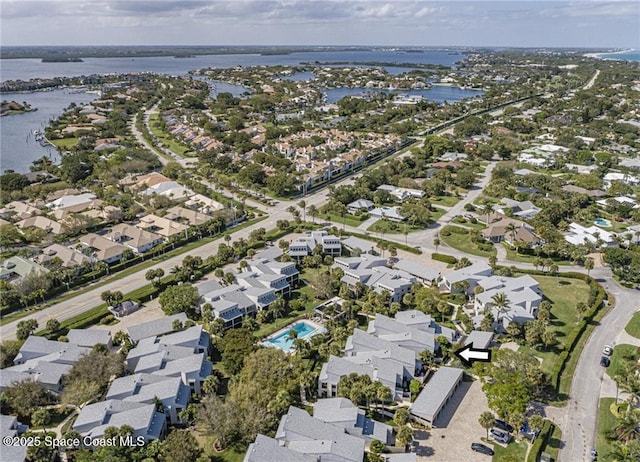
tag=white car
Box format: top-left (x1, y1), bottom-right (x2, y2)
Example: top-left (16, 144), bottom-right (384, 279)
top-left (603, 345), bottom-right (613, 356)
top-left (490, 429), bottom-right (510, 444)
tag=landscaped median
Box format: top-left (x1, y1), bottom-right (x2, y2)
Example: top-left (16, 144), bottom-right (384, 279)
top-left (439, 225), bottom-right (496, 258)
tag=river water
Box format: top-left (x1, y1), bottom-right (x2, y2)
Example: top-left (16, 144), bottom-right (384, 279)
top-left (1, 49), bottom-right (472, 173)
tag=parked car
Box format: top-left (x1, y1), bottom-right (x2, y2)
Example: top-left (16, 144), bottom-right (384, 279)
top-left (600, 356), bottom-right (610, 367)
top-left (490, 429), bottom-right (510, 444)
top-left (471, 443), bottom-right (494, 456)
top-left (494, 419), bottom-right (514, 433)
top-left (603, 345), bottom-right (613, 356)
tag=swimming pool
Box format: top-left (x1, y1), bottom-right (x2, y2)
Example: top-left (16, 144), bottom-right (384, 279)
top-left (262, 321), bottom-right (326, 353)
top-left (594, 218), bottom-right (612, 227)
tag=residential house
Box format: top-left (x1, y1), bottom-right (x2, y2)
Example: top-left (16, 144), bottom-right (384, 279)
top-left (565, 163), bottom-right (598, 175)
top-left (370, 206), bottom-right (405, 221)
top-left (564, 223), bottom-right (616, 247)
top-left (409, 367), bottom-right (464, 426)
top-left (78, 233), bottom-right (128, 264)
top-left (561, 185), bottom-right (607, 197)
top-left (106, 223), bottom-right (164, 253)
top-left (481, 218), bottom-right (541, 246)
top-left (0, 201), bottom-right (42, 221)
top-left (105, 374), bottom-right (190, 424)
top-left (0, 414), bottom-right (28, 462)
top-left (66, 329), bottom-right (112, 348)
top-left (377, 185), bottom-right (425, 201)
top-left (165, 206), bottom-right (211, 226)
top-left (136, 214), bottom-right (188, 239)
top-left (244, 434), bottom-right (316, 462)
top-left (142, 181), bottom-right (192, 200)
top-left (0, 256), bottom-right (49, 283)
top-left (493, 198), bottom-right (540, 219)
top-left (126, 313), bottom-right (189, 344)
top-left (392, 259), bottom-right (440, 285)
top-left (393, 310), bottom-right (459, 344)
top-left (441, 262), bottom-right (493, 294)
top-left (603, 172), bottom-right (640, 188)
top-left (16, 216), bottom-right (65, 235)
top-left (73, 400), bottom-right (166, 444)
top-left (474, 275), bottom-right (543, 328)
top-left (347, 199), bottom-right (374, 213)
top-left (46, 192), bottom-right (97, 211)
top-left (465, 331), bottom-right (494, 350)
top-left (274, 406), bottom-right (365, 462)
top-left (313, 397), bottom-right (395, 446)
top-left (336, 255), bottom-right (415, 303)
top-left (35, 244), bottom-right (92, 268)
top-left (289, 230), bottom-right (342, 259)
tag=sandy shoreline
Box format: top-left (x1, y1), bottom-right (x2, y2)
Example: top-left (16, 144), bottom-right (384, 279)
top-left (584, 48), bottom-right (635, 59)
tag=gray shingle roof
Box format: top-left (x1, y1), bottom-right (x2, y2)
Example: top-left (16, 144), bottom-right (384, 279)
top-left (465, 331), bottom-right (493, 350)
top-left (410, 367), bottom-right (463, 423)
top-left (66, 329), bottom-right (112, 348)
top-left (393, 259), bottom-right (440, 282)
top-left (126, 313), bottom-right (188, 343)
top-left (244, 434), bottom-right (315, 462)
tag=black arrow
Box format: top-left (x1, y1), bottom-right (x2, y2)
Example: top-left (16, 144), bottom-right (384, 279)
top-left (454, 343), bottom-right (492, 367)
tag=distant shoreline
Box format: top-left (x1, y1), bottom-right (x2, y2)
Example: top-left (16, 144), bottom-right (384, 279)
top-left (584, 48), bottom-right (635, 59)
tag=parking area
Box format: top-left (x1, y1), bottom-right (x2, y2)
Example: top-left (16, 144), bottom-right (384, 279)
top-left (414, 379), bottom-right (494, 461)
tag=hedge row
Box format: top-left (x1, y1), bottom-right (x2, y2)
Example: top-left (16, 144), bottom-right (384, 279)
top-left (432, 253), bottom-right (457, 264)
top-left (527, 420), bottom-right (554, 462)
top-left (514, 269), bottom-right (607, 392)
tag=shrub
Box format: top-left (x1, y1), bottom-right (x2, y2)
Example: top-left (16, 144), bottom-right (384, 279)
top-left (432, 253), bottom-right (457, 264)
top-left (527, 420), bottom-right (554, 462)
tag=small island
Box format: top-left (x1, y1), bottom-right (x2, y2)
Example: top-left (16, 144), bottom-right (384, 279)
top-left (41, 56), bottom-right (84, 63)
top-left (0, 100), bottom-right (37, 116)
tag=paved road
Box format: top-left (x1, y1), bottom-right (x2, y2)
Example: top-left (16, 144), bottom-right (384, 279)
top-left (557, 269), bottom-right (639, 462)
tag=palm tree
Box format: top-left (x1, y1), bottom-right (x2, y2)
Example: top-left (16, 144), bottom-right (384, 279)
top-left (614, 410), bottom-right (640, 442)
top-left (308, 204), bottom-right (319, 224)
top-left (490, 292), bottom-right (511, 326)
top-left (479, 411), bottom-right (495, 439)
top-left (297, 200), bottom-right (306, 222)
top-left (269, 295), bottom-right (287, 321)
top-left (396, 425), bottom-right (414, 449)
top-left (584, 257), bottom-right (594, 276)
top-left (433, 237), bottom-right (440, 252)
top-left (202, 374), bottom-right (221, 396)
top-left (607, 440), bottom-right (640, 461)
top-left (505, 222), bottom-right (517, 245)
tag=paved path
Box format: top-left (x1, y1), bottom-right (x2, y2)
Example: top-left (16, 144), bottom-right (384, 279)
top-left (557, 274), bottom-right (640, 462)
top-left (358, 216), bottom-right (379, 230)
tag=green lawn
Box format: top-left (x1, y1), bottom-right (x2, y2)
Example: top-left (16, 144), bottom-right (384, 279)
top-left (491, 439), bottom-right (528, 461)
top-left (519, 275), bottom-right (590, 374)
top-left (625, 311), bottom-right (640, 339)
top-left (368, 219), bottom-right (424, 235)
top-left (429, 207), bottom-right (448, 221)
top-left (50, 137), bottom-right (79, 149)
top-left (596, 398), bottom-right (618, 461)
top-left (606, 344), bottom-right (640, 380)
top-left (148, 113), bottom-right (193, 156)
top-left (439, 227), bottom-right (496, 258)
top-left (322, 212), bottom-right (367, 228)
top-left (430, 195), bottom-right (460, 207)
top-left (544, 423), bottom-right (563, 461)
top-left (501, 244), bottom-right (572, 266)
top-left (193, 429), bottom-right (245, 462)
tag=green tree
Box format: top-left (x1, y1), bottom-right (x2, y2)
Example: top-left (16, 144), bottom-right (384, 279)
top-left (45, 318), bottom-right (60, 333)
top-left (30, 408), bottom-right (51, 429)
top-left (218, 328), bottom-right (256, 375)
top-left (528, 415), bottom-right (544, 441)
top-left (394, 408), bottom-right (410, 426)
top-left (1, 378), bottom-right (57, 419)
top-left (62, 347), bottom-right (125, 406)
top-left (584, 257), bottom-right (594, 276)
top-left (160, 429), bottom-right (202, 462)
top-left (16, 319), bottom-right (38, 340)
top-left (396, 425), bottom-right (413, 448)
top-left (159, 283), bottom-right (201, 318)
top-left (490, 292), bottom-right (511, 327)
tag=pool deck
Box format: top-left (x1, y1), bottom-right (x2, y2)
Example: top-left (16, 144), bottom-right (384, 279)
top-left (261, 319), bottom-right (326, 347)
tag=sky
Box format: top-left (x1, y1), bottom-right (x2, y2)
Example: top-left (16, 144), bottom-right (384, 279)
top-left (1, 0), bottom-right (638, 48)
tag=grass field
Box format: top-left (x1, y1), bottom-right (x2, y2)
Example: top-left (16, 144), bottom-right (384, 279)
top-left (50, 137), bottom-right (78, 149)
top-left (596, 398), bottom-right (618, 461)
top-left (491, 439), bottom-right (527, 461)
top-left (430, 195), bottom-right (460, 207)
top-left (605, 344), bottom-right (640, 379)
top-left (322, 212), bottom-right (367, 228)
top-left (519, 275), bottom-right (590, 374)
top-left (440, 227), bottom-right (496, 258)
top-left (625, 311), bottom-right (640, 339)
top-left (368, 219), bottom-right (423, 235)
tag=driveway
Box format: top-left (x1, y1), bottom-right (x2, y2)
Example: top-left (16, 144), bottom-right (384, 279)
top-left (414, 380), bottom-right (493, 462)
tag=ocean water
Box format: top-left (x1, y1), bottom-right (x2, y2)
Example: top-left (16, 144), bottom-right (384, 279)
top-left (597, 50), bottom-right (640, 62)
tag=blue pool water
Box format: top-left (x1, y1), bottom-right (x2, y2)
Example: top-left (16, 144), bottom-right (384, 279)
top-left (263, 321), bottom-right (325, 353)
top-left (594, 218), bottom-right (611, 227)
